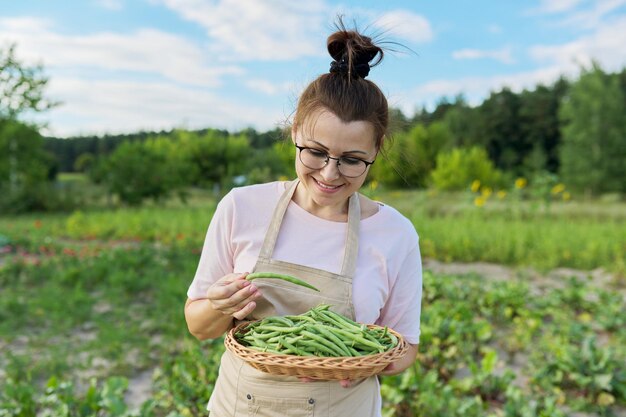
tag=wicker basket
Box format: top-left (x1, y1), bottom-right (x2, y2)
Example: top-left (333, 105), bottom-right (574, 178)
top-left (224, 320), bottom-right (410, 380)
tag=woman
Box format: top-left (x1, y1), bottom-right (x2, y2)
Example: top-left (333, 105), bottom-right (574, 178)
top-left (184, 22), bottom-right (422, 417)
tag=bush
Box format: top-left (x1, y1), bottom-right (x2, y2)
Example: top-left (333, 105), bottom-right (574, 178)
top-left (101, 139), bottom-right (192, 206)
top-left (430, 147), bottom-right (504, 191)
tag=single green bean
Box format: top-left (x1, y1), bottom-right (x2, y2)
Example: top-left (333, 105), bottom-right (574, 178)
top-left (262, 316), bottom-right (295, 327)
top-left (253, 325), bottom-right (304, 333)
top-left (245, 330), bottom-right (281, 340)
top-left (246, 272), bottom-right (320, 292)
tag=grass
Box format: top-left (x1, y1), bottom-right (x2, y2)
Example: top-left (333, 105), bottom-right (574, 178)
top-left (2, 186), bottom-right (624, 275)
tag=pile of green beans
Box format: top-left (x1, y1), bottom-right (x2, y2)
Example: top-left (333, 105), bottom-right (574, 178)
top-left (235, 304), bottom-right (398, 357)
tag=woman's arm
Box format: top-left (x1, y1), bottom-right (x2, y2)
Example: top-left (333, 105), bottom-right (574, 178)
top-left (378, 343), bottom-right (419, 376)
top-left (184, 273), bottom-right (261, 340)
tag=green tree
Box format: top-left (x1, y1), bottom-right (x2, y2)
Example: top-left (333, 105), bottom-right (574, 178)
top-left (441, 97), bottom-right (481, 149)
top-left (0, 120), bottom-right (57, 212)
top-left (518, 79), bottom-right (568, 176)
top-left (1, 43), bottom-right (59, 212)
top-left (477, 88), bottom-right (525, 172)
top-left (102, 139), bottom-right (191, 205)
top-left (373, 122), bottom-right (451, 188)
top-left (559, 63), bottom-right (626, 194)
top-left (1, 43), bottom-right (56, 119)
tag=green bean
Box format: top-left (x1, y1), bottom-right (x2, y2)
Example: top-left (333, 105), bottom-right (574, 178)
top-left (308, 324), bottom-right (352, 356)
top-left (316, 310), bottom-right (354, 330)
top-left (235, 304), bottom-right (400, 358)
top-left (298, 340), bottom-right (341, 357)
top-left (284, 314), bottom-right (317, 324)
top-left (331, 328), bottom-right (386, 353)
top-left (262, 316), bottom-right (295, 327)
top-left (300, 330), bottom-right (349, 357)
top-left (278, 337), bottom-right (313, 356)
top-left (247, 330), bottom-right (281, 340)
top-left (246, 272), bottom-right (320, 292)
top-left (253, 325), bottom-right (304, 333)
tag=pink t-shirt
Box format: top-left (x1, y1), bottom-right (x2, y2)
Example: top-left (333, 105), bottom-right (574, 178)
top-left (187, 181), bottom-right (422, 344)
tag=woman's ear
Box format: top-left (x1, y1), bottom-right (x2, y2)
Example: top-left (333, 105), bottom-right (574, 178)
top-left (291, 126), bottom-right (297, 145)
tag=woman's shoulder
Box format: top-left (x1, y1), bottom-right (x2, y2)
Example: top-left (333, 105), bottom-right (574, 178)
top-left (360, 195), bottom-right (419, 244)
top-left (223, 181), bottom-right (286, 211)
top-left (229, 181), bottom-right (286, 197)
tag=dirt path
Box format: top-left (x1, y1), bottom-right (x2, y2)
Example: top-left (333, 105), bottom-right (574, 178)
top-left (423, 259), bottom-right (625, 298)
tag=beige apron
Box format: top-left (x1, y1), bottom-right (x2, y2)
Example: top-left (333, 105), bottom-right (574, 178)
top-left (209, 180), bottom-right (380, 417)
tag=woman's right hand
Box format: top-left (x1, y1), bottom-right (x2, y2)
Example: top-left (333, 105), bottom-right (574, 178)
top-left (206, 272), bottom-right (262, 321)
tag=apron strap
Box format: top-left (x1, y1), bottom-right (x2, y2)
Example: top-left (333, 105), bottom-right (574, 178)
top-left (258, 179), bottom-right (360, 278)
top-left (341, 191), bottom-right (360, 277)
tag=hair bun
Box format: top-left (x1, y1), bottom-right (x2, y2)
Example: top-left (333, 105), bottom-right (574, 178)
top-left (327, 29), bottom-right (383, 79)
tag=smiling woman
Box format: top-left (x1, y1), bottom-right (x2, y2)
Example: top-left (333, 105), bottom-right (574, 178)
top-left (183, 18), bottom-right (422, 417)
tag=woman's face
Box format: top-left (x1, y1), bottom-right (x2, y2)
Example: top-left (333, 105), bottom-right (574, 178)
top-left (292, 109), bottom-right (377, 219)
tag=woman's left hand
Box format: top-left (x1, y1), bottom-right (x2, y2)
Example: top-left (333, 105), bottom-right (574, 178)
top-left (377, 343), bottom-right (419, 376)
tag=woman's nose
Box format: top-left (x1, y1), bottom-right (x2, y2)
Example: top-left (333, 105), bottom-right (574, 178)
top-left (319, 159), bottom-right (341, 181)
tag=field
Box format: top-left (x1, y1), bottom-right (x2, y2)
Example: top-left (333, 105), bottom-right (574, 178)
top-left (1, 186), bottom-right (625, 416)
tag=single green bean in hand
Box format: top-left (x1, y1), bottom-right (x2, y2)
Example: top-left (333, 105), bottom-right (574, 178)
top-left (246, 272), bottom-right (320, 292)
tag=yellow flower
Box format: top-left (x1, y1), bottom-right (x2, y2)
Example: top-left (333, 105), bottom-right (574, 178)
top-left (474, 196), bottom-right (486, 207)
top-left (369, 180), bottom-right (379, 190)
top-left (481, 187), bottom-right (492, 198)
top-left (470, 180), bottom-right (481, 193)
top-left (551, 183), bottom-right (566, 194)
top-left (515, 178), bottom-right (527, 189)
top-left (597, 392), bottom-right (615, 407)
top-left (562, 192), bottom-right (571, 201)
top-left (497, 190), bottom-right (507, 199)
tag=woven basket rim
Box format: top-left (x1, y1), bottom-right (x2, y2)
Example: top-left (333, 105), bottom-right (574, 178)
top-left (224, 319), bottom-right (409, 377)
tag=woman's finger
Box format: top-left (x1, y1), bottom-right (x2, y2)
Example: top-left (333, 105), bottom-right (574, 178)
top-left (232, 300), bottom-right (257, 320)
top-left (339, 379), bottom-right (353, 388)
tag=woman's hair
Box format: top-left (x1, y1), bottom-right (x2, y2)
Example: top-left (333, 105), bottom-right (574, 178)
top-left (292, 21), bottom-right (389, 151)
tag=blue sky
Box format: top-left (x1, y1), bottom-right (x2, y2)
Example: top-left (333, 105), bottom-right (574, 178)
top-left (1, 0), bottom-right (625, 137)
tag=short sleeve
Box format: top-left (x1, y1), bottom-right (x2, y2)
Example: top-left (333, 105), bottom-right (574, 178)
top-left (186, 192), bottom-right (236, 300)
top-left (377, 240), bottom-right (423, 345)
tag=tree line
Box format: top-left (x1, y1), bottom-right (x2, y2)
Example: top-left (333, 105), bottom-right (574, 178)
top-left (1, 41), bottom-right (625, 212)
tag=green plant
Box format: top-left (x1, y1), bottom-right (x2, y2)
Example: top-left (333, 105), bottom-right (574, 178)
top-left (430, 147), bottom-right (504, 191)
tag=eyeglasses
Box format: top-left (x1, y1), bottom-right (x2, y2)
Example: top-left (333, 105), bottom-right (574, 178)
top-left (295, 143), bottom-right (375, 178)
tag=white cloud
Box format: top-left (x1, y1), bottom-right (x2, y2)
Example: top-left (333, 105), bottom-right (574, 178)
top-left (526, 0), bottom-right (626, 29)
top-left (487, 24), bottom-right (503, 34)
top-left (94, 0), bottom-right (124, 11)
top-left (153, 0), bottom-right (329, 61)
top-left (559, 0), bottom-right (626, 29)
top-left (405, 14), bottom-right (626, 112)
top-left (373, 10), bottom-right (433, 44)
top-left (529, 15), bottom-right (626, 71)
top-left (405, 65), bottom-right (571, 112)
top-left (41, 77), bottom-right (283, 137)
top-left (529, 0), bottom-right (584, 14)
top-left (0, 17), bottom-right (242, 87)
top-left (452, 46), bottom-right (515, 65)
top-left (245, 79), bottom-right (295, 96)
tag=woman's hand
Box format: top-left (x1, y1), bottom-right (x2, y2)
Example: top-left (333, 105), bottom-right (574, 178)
top-left (377, 343), bottom-right (419, 376)
top-left (207, 272), bottom-right (262, 320)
